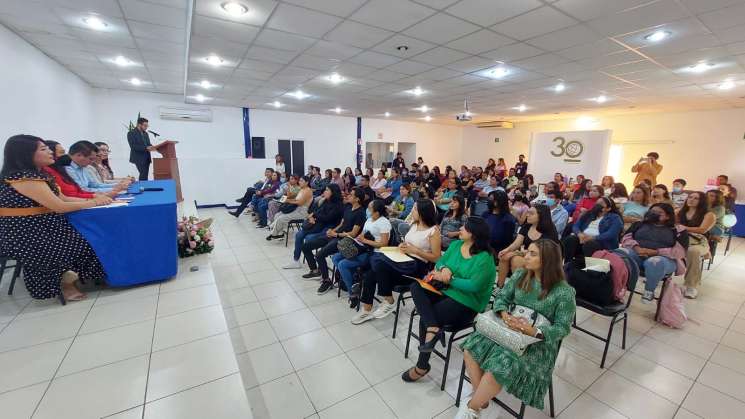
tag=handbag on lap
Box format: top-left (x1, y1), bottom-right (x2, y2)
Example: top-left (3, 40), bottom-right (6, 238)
top-left (475, 304), bottom-right (551, 356)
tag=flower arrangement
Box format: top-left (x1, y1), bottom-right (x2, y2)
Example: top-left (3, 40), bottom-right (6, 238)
top-left (177, 216), bottom-right (215, 257)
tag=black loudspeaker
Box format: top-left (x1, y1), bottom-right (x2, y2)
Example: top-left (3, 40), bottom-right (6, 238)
top-left (251, 137), bottom-right (265, 159)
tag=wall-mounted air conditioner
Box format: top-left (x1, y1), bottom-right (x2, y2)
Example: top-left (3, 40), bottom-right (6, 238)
top-left (159, 106), bottom-right (212, 122)
top-left (475, 121), bottom-right (514, 129)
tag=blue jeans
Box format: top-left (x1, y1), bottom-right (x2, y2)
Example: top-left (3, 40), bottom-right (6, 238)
top-left (331, 252), bottom-right (371, 293)
top-left (619, 248), bottom-right (676, 292)
top-left (257, 198), bottom-right (270, 225)
top-left (293, 228), bottom-right (326, 261)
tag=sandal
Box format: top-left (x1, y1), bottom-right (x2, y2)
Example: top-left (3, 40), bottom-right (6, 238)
top-left (401, 366), bottom-right (430, 382)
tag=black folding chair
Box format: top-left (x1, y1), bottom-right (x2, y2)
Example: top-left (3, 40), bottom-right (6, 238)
top-left (0, 256), bottom-right (23, 295)
top-left (285, 219), bottom-right (303, 247)
top-left (404, 308), bottom-right (474, 390)
top-left (454, 342), bottom-right (562, 418)
top-left (573, 251), bottom-right (640, 368)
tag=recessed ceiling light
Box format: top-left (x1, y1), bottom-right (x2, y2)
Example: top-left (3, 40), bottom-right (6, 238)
top-left (644, 30), bottom-right (671, 42)
top-left (384, 112), bottom-right (391, 117)
top-left (200, 80), bottom-right (212, 89)
top-left (396, 45), bottom-right (409, 52)
top-left (326, 72), bottom-right (345, 84)
top-left (195, 94), bottom-right (206, 102)
top-left (487, 66), bottom-right (509, 79)
top-left (406, 86), bottom-right (425, 96)
top-left (554, 82), bottom-right (566, 92)
top-left (287, 89), bottom-right (309, 100)
top-left (130, 77), bottom-right (141, 86)
top-left (414, 105), bottom-right (430, 113)
top-left (594, 95), bottom-right (607, 104)
top-left (272, 101), bottom-right (282, 108)
top-left (82, 16), bottom-right (108, 30)
top-left (423, 115), bottom-right (432, 122)
top-left (221, 2), bottom-right (249, 16)
top-left (204, 55), bottom-right (224, 66)
top-left (113, 55), bottom-right (132, 66)
top-left (719, 79), bottom-right (735, 90)
top-left (513, 104), bottom-right (527, 112)
top-left (687, 62), bottom-right (714, 73)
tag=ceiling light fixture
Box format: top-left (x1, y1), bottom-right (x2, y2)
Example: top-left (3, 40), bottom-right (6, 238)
top-left (200, 80), bottom-right (212, 89)
top-left (82, 16), bottom-right (108, 30)
top-left (513, 104), bottom-right (527, 112)
top-left (406, 86), bottom-right (425, 96)
top-left (272, 101), bottom-right (282, 108)
top-left (595, 95), bottom-right (607, 104)
top-left (113, 55), bottom-right (132, 66)
top-left (333, 107), bottom-right (342, 114)
top-left (487, 66), bottom-right (509, 79)
top-left (415, 105), bottom-right (430, 113)
top-left (204, 55), bottom-right (224, 66)
top-left (288, 89), bottom-right (309, 100)
top-left (221, 2), bottom-right (249, 16)
top-left (644, 30), bottom-right (671, 42)
top-left (130, 77), bottom-right (141, 86)
top-left (423, 115), bottom-right (432, 122)
top-left (195, 94), bottom-right (206, 102)
top-left (384, 112), bottom-right (391, 117)
top-left (326, 72), bottom-right (345, 84)
top-left (719, 79), bottom-right (735, 90)
top-left (687, 62), bottom-right (714, 73)
top-left (554, 82), bottom-right (566, 92)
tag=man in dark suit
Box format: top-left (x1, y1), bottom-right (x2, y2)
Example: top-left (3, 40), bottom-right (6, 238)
top-left (127, 117), bottom-right (154, 180)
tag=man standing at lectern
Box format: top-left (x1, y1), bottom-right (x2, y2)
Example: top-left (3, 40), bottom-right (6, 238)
top-left (128, 117), bottom-right (154, 180)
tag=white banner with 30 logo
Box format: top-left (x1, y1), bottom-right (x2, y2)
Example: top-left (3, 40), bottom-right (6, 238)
top-left (529, 130), bottom-right (612, 183)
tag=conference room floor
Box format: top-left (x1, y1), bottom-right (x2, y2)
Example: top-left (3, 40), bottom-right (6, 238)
top-left (1, 208), bottom-right (744, 419)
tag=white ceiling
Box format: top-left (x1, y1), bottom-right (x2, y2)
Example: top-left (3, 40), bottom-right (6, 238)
top-left (2, 0), bottom-right (745, 123)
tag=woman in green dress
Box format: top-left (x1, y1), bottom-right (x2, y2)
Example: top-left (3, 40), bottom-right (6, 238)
top-left (457, 239), bottom-right (576, 419)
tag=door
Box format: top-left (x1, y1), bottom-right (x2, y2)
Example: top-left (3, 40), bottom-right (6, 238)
top-left (277, 139), bottom-right (291, 175)
top-left (291, 140), bottom-right (304, 176)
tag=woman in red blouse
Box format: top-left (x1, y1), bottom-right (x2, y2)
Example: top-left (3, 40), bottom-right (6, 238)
top-left (572, 185), bottom-right (603, 220)
top-left (42, 141), bottom-right (99, 199)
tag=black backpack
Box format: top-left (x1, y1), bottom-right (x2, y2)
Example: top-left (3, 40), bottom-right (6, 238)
top-left (565, 260), bottom-right (614, 306)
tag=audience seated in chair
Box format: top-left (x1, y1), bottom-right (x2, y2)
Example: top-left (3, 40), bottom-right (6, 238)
top-left (456, 240), bottom-right (575, 419)
top-left (308, 188), bottom-right (367, 292)
top-left (677, 192), bottom-right (715, 299)
top-left (482, 190), bottom-right (517, 254)
top-left (706, 189), bottom-right (726, 241)
top-left (562, 197), bottom-right (623, 263)
top-left (571, 184), bottom-right (602, 221)
top-left (546, 190), bottom-right (569, 238)
top-left (620, 185), bottom-right (650, 228)
top-left (282, 184), bottom-right (344, 269)
top-left (230, 168), bottom-right (277, 218)
top-left (352, 199), bottom-right (442, 325)
top-left (330, 199), bottom-right (391, 307)
top-left (260, 174), bottom-right (298, 227)
top-left (266, 175), bottom-right (313, 240)
top-left (671, 178), bottom-right (688, 210)
top-left (440, 194), bottom-right (468, 248)
top-left (497, 205), bottom-right (559, 287)
top-left (402, 217), bottom-right (496, 384)
top-left (619, 203), bottom-right (688, 303)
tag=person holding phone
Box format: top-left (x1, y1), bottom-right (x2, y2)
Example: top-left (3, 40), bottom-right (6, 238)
top-left (632, 152), bottom-right (663, 187)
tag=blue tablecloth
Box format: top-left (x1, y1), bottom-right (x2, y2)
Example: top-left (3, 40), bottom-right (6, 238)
top-left (67, 180), bottom-right (178, 286)
top-left (733, 203), bottom-right (745, 237)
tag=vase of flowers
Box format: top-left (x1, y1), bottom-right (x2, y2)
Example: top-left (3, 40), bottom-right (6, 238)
top-left (177, 216), bottom-right (215, 257)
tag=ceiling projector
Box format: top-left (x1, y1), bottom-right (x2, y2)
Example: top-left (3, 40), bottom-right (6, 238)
top-left (456, 98), bottom-right (472, 122)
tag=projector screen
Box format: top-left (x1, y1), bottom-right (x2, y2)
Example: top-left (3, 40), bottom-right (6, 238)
top-left (529, 130), bottom-right (612, 183)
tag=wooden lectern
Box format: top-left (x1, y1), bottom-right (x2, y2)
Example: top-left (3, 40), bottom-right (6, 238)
top-left (152, 140), bottom-right (183, 202)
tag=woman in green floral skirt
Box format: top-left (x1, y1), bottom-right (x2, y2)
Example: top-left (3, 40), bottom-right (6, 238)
top-left (457, 239), bottom-right (576, 419)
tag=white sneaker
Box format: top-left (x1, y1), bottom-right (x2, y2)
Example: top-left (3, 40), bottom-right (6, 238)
top-left (351, 310), bottom-right (375, 325)
top-left (454, 398), bottom-right (481, 419)
top-left (640, 290), bottom-right (654, 304)
top-left (372, 302), bottom-right (396, 319)
top-left (684, 287), bottom-right (698, 299)
top-left (282, 259), bottom-right (302, 269)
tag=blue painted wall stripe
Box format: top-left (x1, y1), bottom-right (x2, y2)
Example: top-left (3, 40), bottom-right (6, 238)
top-left (356, 117), bottom-right (362, 170)
top-left (242, 107), bottom-right (251, 158)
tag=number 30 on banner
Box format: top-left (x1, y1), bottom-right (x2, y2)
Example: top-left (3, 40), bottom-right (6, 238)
top-left (550, 136), bottom-right (584, 162)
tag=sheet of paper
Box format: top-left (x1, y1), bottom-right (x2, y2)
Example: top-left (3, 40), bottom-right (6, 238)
top-left (85, 202), bottom-right (129, 210)
top-left (378, 247), bottom-right (414, 263)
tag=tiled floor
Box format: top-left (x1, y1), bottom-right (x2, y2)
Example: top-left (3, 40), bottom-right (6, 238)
top-left (0, 231), bottom-right (251, 418)
top-left (200, 207), bottom-right (745, 419)
top-left (2, 206), bottom-right (745, 419)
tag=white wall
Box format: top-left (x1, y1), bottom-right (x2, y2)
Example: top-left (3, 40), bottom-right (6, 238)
top-left (461, 109), bottom-right (745, 190)
top-left (0, 23), bottom-right (93, 145)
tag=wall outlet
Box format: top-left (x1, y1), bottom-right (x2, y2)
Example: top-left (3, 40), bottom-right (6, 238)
top-left (494, 137), bottom-right (500, 143)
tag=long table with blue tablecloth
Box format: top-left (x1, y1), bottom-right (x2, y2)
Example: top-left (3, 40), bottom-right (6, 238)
top-left (734, 203), bottom-right (745, 237)
top-left (67, 180), bottom-right (178, 286)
